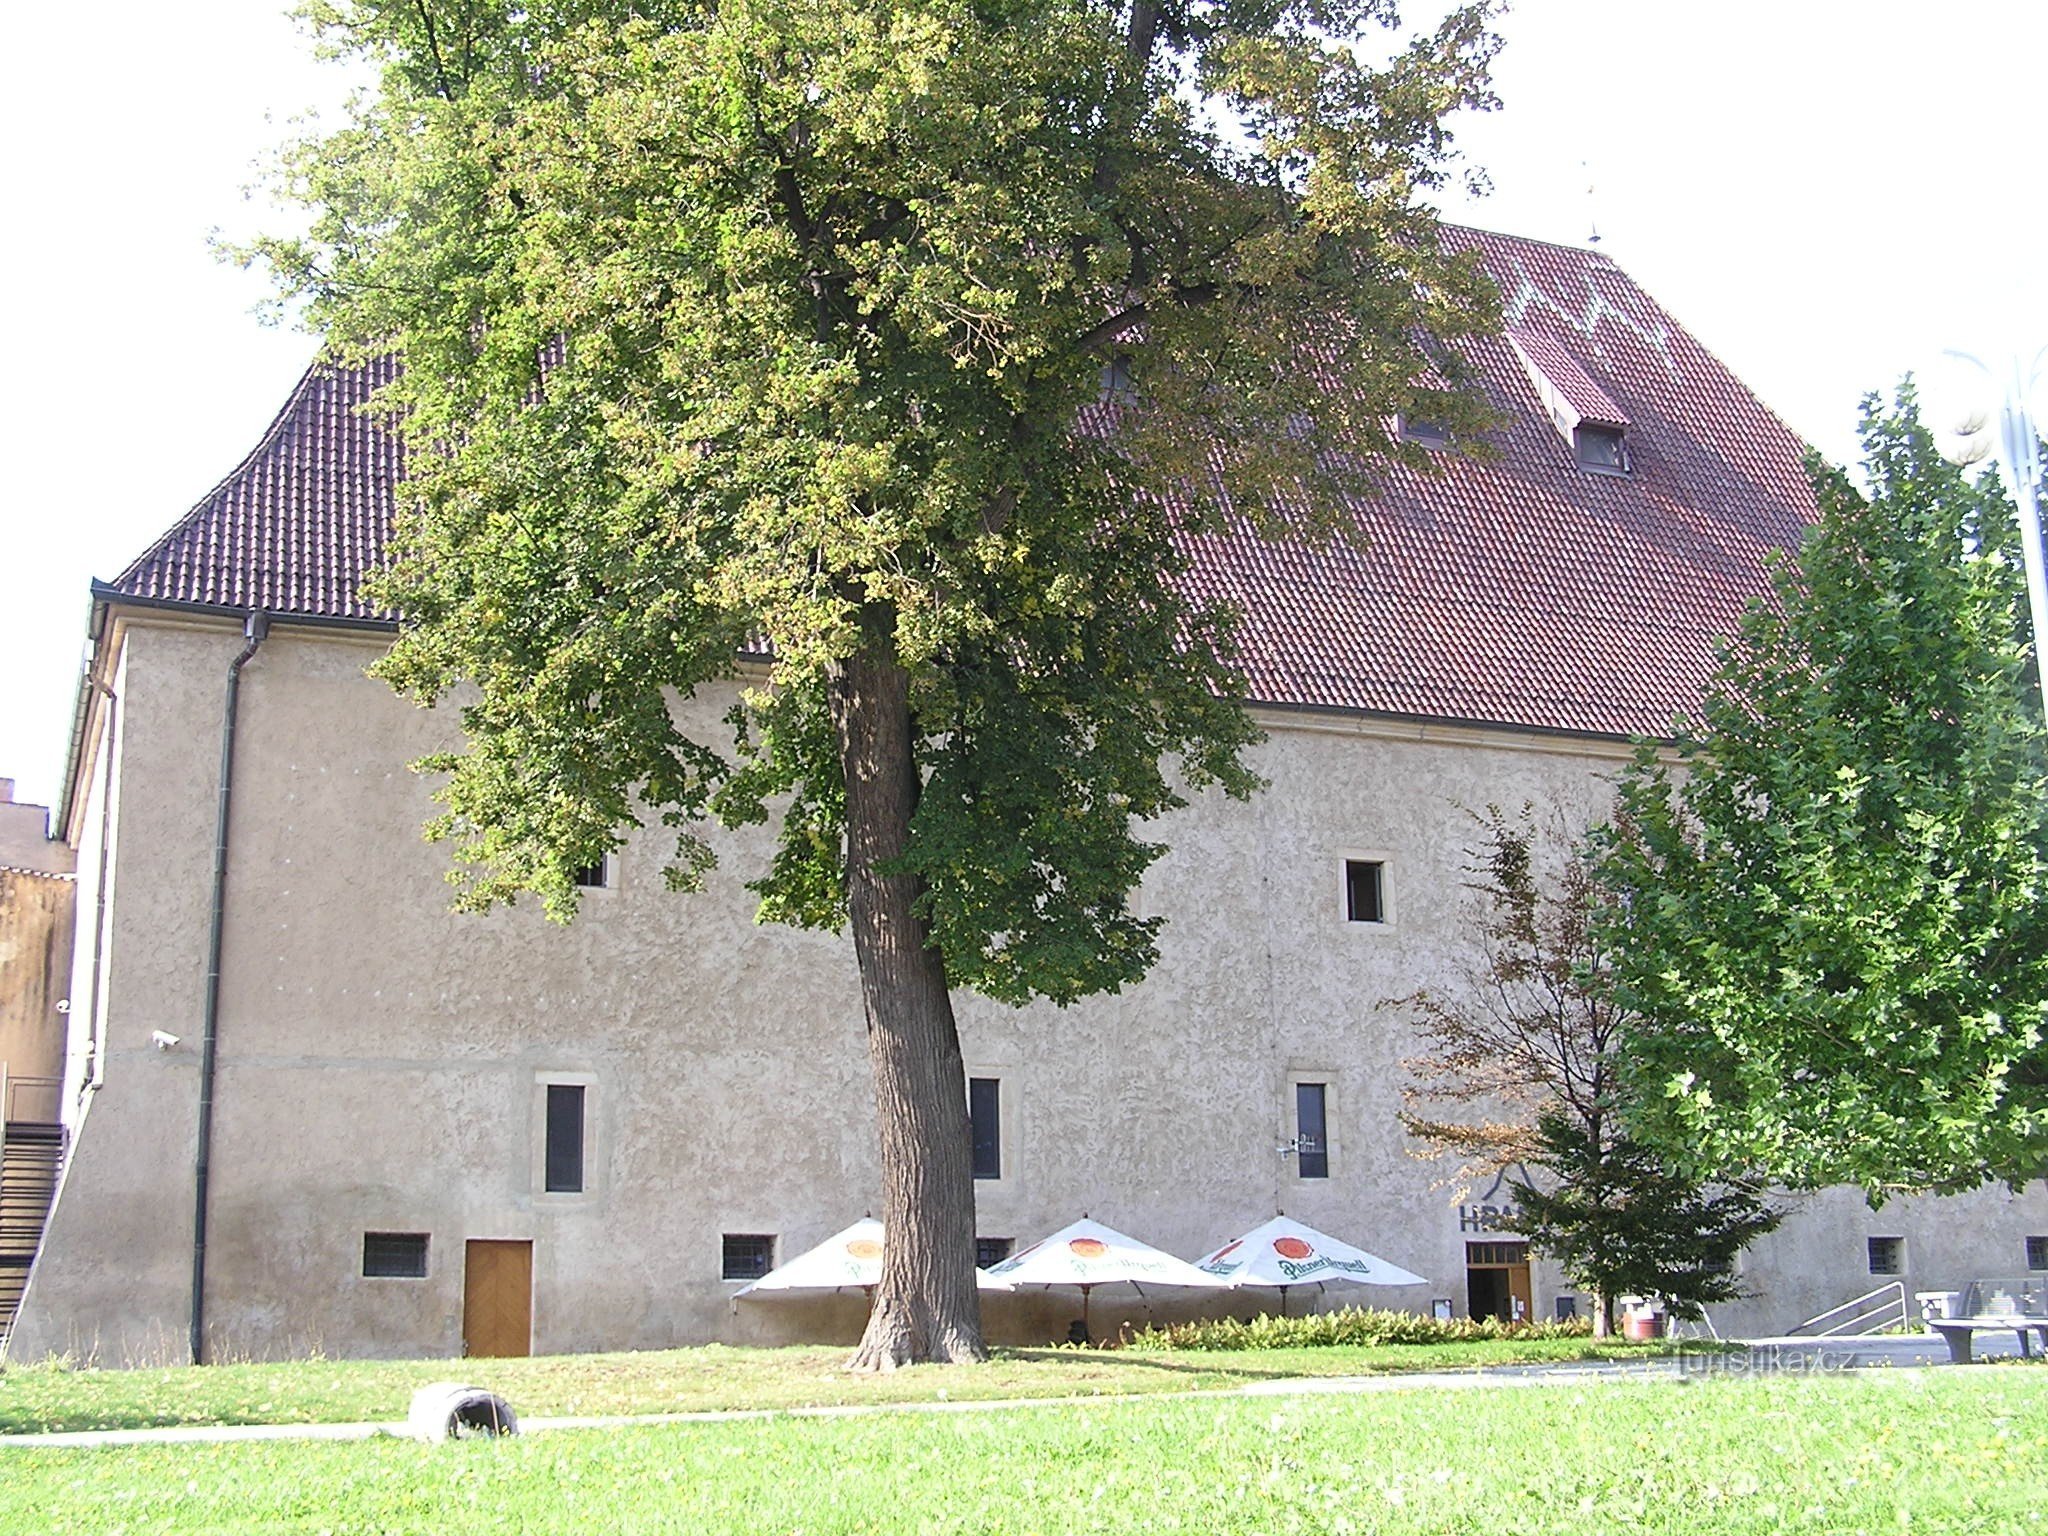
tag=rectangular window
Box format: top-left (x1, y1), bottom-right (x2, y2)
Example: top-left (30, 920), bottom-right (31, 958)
top-left (573, 858), bottom-right (609, 889)
top-left (362, 1232), bottom-right (429, 1278)
top-left (1344, 860), bottom-right (1385, 924)
top-left (968, 1077), bottom-right (1001, 1180)
top-left (722, 1234), bottom-right (775, 1281)
top-left (1466, 1241), bottom-right (1530, 1267)
top-left (976, 1237), bottom-right (1014, 1269)
top-left (2027, 1236), bottom-right (2047, 1271)
top-left (544, 1084), bottom-right (585, 1194)
top-left (1867, 1236), bottom-right (1905, 1276)
top-left (1401, 416), bottom-right (1451, 448)
top-left (1295, 1082), bottom-right (1329, 1179)
top-left (1573, 422), bottom-right (1629, 473)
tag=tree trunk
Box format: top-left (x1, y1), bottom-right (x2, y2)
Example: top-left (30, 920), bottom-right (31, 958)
top-left (828, 633), bottom-right (987, 1369)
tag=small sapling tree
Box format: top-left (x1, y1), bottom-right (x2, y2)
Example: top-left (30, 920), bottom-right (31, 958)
top-left (1393, 807), bottom-right (1780, 1333)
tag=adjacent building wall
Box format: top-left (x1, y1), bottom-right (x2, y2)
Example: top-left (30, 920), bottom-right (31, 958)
top-left (10, 614), bottom-right (2046, 1364)
top-left (0, 779), bottom-right (75, 1123)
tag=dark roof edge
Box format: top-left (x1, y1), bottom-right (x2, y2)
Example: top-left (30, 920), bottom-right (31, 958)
top-left (87, 584), bottom-right (400, 634)
top-left (1246, 694), bottom-right (1676, 752)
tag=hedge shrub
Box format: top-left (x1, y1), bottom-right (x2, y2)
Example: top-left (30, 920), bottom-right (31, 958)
top-left (1121, 1306), bottom-right (1593, 1352)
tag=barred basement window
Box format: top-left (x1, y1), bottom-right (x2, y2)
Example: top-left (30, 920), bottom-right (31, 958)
top-left (573, 857), bottom-right (610, 890)
top-left (2027, 1236), bottom-right (2048, 1271)
top-left (363, 1232), bottom-right (429, 1278)
top-left (723, 1233), bottom-right (775, 1281)
top-left (1867, 1236), bottom-right (1905, 1276)
top-left (1344, 860), bottom-right (1385, 924)
top-left (976, 1237), bottom-right (1014, 1268)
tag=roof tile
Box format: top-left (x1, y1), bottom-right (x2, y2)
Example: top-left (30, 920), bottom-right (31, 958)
top-left (105, 226), bottom-right (1815, 739)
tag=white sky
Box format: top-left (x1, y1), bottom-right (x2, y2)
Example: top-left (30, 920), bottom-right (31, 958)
top-left (1, 1), bottom-right (2042, 812)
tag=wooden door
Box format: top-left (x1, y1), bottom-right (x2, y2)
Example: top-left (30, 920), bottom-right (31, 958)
top-left (463, 1239), bottom-right (533, 1358)
top-left (1506, 1261), bottom-right (1533, 1323)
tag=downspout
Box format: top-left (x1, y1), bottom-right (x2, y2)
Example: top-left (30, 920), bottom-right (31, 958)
top-left (82, 677), bottom-right (118, 1095)
top-left (190, 610), bottom-right (268, 1366)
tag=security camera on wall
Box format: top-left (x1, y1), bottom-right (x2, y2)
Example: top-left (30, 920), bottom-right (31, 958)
top-left (151, 1030), bottom-right (181, 1051)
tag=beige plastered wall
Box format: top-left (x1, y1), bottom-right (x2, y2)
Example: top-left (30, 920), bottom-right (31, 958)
top-left (9, 613), bottom-right (2046, 1364)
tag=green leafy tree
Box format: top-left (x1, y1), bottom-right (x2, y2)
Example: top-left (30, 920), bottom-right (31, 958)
top-left (1510, 1115), bottom-right (1780, 1329)
top-left (1395, 808), bottom-right (1780, 1334)
top-left (1601, 388), bottom-right (2048, 1196)
top-left (250, 0), bottom-right (1503, 1364)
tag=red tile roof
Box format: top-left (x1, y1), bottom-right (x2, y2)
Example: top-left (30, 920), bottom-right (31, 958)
top-left (105, 225), bottom-right (1816, 740)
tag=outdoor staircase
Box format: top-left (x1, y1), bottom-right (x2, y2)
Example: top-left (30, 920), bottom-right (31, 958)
top-left (0, 1120), bottom-right (64, 1346)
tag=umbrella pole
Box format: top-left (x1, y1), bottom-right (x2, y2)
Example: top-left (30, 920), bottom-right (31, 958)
top-left (1082, 1285), bottom-right (1092, 1346)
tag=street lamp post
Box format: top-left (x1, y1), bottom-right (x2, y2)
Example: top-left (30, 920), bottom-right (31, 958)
top-left (1930, 348), bottom-right (2047, 723)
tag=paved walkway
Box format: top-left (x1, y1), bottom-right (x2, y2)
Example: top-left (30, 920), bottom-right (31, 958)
top-left (2, 1340), bottom-right (2034, 1451)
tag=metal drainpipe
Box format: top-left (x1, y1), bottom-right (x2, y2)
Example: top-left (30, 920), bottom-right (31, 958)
top-left (191, 610), bottom-right (268, 1366)
top-left (83, 678), bottom-right (118, 1095)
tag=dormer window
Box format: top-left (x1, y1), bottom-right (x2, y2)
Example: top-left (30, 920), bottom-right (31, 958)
top-left (1509, 330), bottom-right (1634, 479)
top-left (1573, 422), bottom-right (1628, 473)
top-left (1401, 416), bottom-right (1451, 449)
top-left (1099, 353), bottom-right (1136, 406)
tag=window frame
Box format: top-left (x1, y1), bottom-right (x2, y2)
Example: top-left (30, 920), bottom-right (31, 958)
top-left (1294, 1081), bottom-right (1331, 1179)
top-left (362, 1231), bottom-right (430, 1279)
top-left (1572, 422), bottom-right (1630, 475)
top-left (533, 1071), bottom-right (600, 1203)
top-left (1867, 1235), bottom-right (1906, 1276)
top-left (2026, 1236), bottom-right (2047, 1271)
top-left (1338, 853), bottom-right (1395, 928)
top-left (968, 1076), bottom-right (1003, 1182)
top-left (976, 1236), bottom-right (1014, 1269)
top-left (722, 1233), bottom-right (776, 1282)
top-left (1284, 1068), bottom-right (1339, 1180)
top-left (571, 854), bottom-right (616, 895)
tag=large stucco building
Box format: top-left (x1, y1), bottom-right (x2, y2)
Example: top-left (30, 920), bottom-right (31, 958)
top-left (9, 227), bottom-right (2046, 1365)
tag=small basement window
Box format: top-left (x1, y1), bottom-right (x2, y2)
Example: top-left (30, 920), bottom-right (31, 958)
top-left (1344, 860), bottom-right (1386, 924)
top-left (722, 1233), bottom-right (775, 1281)
top-left (976, 1236), bottom-right (1014, 1268)
top-left (572, 857), bottom-right (610, 890)
top-left (2027, 1236), bottom-right (2047, 1271)
top-left (363, 1232), bottom-right (429, 1278)
top-left (1867, 1236), bottom-right (1905, 1276)
top-left (1573, 422), bottom-right (1629, 473)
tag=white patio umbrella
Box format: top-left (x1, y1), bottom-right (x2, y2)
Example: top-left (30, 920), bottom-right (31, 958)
top-left (983, 1217), bottom-right (1224, 1340)
top-left (732, 1218), bottom-right (1014, 1298)
top-left (1195, 1215), bottom-right (1427, 1313)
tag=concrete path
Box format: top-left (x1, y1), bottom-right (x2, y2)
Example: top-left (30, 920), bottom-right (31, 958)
top-left (2, 1339), bottom-right (2035, 1451)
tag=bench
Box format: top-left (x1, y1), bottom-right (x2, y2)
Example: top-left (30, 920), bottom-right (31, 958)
top-left (1926, 1316), bottom-right (2048, 1364)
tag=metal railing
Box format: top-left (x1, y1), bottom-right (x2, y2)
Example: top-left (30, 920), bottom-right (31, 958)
top-left (1788, 1281), bottom-right (1908, 1337)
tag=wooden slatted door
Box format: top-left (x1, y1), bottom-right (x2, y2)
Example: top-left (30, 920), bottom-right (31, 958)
top-left (463, 1239), bottom-right (533, 1357)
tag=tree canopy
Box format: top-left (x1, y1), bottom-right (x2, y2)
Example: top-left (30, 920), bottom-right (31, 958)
top-left (254, 0), bottom-right (1503, 1363)
top-left (1601, 390), bottom-right (2048, 1196)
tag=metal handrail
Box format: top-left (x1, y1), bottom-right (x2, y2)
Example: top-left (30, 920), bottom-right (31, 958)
top-left (1789, 1281), bottom-right (1908, 1337)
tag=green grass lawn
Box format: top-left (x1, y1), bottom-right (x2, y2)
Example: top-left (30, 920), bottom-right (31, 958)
top-left (5, 1371), bottom-right (2045, 1534)
top-left (0, 1336), bottom-right (1682, 1435)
